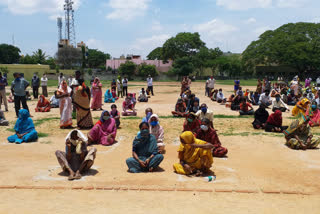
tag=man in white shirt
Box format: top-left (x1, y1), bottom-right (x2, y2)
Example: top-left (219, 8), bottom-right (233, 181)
top-left (122, 77), bottom-right (128, 97)
top-left (196, 103), bottom-right (214, 128)
top-left (41, 73), bottom-right (48, 97)
top-left (147, 75), bottom-right (154, 96)
top-left (216, 88), bottom-right (226, 104)
top-left (272, 94), bottom-right (289, 112)
top-left (259, 90), bottom-right (272, 106)
top-left (207, 76), bottom-right (215, 95)
top-left (68, 75), bottom-right (73, 87)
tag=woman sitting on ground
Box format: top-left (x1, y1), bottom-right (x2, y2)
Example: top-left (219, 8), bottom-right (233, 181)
top-left (292, 98), bottom-right (310, 117)
top-left (306, 101), bottom-right (320, 127)
top-left (88, 111), bottom-right (117, 146)
top-left (126, 122), bottom-right (164, 173)
top-left (138, 88), bottom-right (148, 102)
top-left (252, 92), bottom-right (260, 105)
top-left (173, 131), bottom-right (213, 176)
top-left (110, 104), bottom-right (121, 128)
top-left (55, 129), bottom-right (97, 180)
top-left (0, 110), bottom-right (9, 126)
top-left (284, 115), bottom-right (320, 150)
top-left (104, 89), bottom-right (116, 103)
top-left (210, 89), bottom-right (218, 101)
top-left (148, 114), bottom-right (165, 154)
top-left (196, 118), bottom-right (228, 157)
top-left (252, 103), bottom-right (269, 129)
top-left (265, 110), bottom-right (288, 132)
top-left (35, 95), bottom-right (51, 112)
top-left (239, 98), bottom-right (254, 115)
top-left (231, 94), bottom-right (242, 111)
top-left (183, 112), bottom-right (201, 134)
top-left (8, 109), bottom-right (38, 144)
top-left (172, 98), bottom-right (187, 117)
top-left (122, 96), bottom-right (137, 116)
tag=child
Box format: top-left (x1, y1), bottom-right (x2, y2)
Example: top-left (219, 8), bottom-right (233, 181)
top-left (110, 104), bottom-right (120, 128)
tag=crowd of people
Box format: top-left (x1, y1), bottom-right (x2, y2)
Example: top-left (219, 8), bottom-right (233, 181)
top-left (1, 71), bottom-right (320, 181)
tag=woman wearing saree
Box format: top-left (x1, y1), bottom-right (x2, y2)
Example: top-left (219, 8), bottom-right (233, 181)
top-left (306, 102), bottom-right (320, 127)
top-left (183, 112), bottom-right (201, 134)
top-left (91, 77), bottom-right (103, 110)
top-left (148, 114), bottom-right (165, 153)
top-left (73, 80), bottom-right (94, 129)
top-left (88, 111), bottom-right (117, 146)
top-left (284, 115), bottom-right (320, 150)
top-left (126, 122), bottom-right (164, 173)
top-left (292, 98), bottom-right (310, 117)
top-left (104, 89), bottom-right (116, 103)
top-left (8, 109), bottom-right (38, 144)
top-left (122, 96), bottom-right (137, 116)
top-left (35, 95), bottom-right (51, 112)
top-left (56, 81), bottom-right (72, 129)
top-left (173, 131), bottom-right (213, 176)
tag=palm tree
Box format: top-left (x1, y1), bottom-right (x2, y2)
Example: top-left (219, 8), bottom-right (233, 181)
top-left (32, 49), bottom-right (47, 64)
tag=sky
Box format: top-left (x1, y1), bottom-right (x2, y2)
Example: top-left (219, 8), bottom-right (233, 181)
top-left (0, 0), bottom-right (320, 59)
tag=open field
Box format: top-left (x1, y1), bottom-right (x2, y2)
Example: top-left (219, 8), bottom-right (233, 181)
top-left (1, 81), bottom-right (320, 213)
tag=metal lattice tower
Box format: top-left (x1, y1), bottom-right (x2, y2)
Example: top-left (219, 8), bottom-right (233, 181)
top-left (64, 0), bottom-right (76, 47)
top-left (57, 17), bottom-right (63, 41)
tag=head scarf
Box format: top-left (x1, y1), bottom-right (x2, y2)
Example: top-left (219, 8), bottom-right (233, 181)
top-left (14, 109), bottom-right (35, 134)
top-left (65, 129), bottom-right (87, 154)
top-left (148, 114), bottom-right (163, 141)
top-left (300, 98), bottom-right (310, 106)
top-left (105, 89), bottom-right (113, 100)
top-left (266, 110), bottom-right (282, 126)
top-left (99, 110), bottom-right (110, 123)
top-left (283, 115), bottom-right (309, 137)
top-left (37, 95), bottom-right (50, 108)
top-left (133, 128), bottom-right (158, 157)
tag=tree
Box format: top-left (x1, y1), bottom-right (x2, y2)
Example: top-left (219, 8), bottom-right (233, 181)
top-left (242, 22), bottom-right (320, 74)
top-left (137, 63), bottom-right (158, 77)
top-left (32, 49), bottom-right (47, 64)
top-left (20, 54), bottom-right (36, 64)
top-left (56, 47), bottom-right (82, 69)
top-left (45, 57), bottom-right (56, 69)
top-left (162, 32), bottom-right (206, 61)
top-left (214, 54), bottom-right (243, 78)
top-left (192, 47), bottom-right (223, 76)
top-left (118, 61), bottom-right (137, 77)
top-left (87, 49), bottom-right (111, 68)
top-left (147, 47), bottom-right (162, 60)
top-left (171, 56), bottom-right (194, 77)
top-left (0, 44), bottom-right (21, 64)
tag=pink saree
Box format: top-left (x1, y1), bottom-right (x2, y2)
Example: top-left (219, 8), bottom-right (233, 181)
top-left (91, 78), bottom-right (102, 110)
top-left (88, 117), bottom-right (117, 146)
top-left (306, 107), bottom-right (320, 127)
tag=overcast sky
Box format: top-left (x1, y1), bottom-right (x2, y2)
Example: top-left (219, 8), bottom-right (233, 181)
top-left (0, 0), bottom-right (319, 58)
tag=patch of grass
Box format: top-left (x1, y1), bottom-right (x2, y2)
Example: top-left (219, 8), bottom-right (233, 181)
top-left (6, 128), bottom-right (15, 132)
top-left (34, 117), bottom-right (60, 126)
top-left (38, 132), bottom-right (49, 138)
top-left (40, 141), bottom-right (52, 144)
top-left (215, 79), bottom-right (258, 86)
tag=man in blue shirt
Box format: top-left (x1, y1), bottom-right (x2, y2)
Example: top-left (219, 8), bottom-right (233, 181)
top-left (0, 72), bottom-right (8, 111)
top-left (11, 73), bottom-right (30, 117)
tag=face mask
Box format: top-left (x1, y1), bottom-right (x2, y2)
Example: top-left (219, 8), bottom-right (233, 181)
top-left (187, 118), bottom-right (194, 123)
top-left (200, 125), bottom-right (209, 131)
top-left (150, 121), bottom-right (158, 126)
top-left (312, 105), bottom-right (317, 110)
top-left (201, 107), bottom-right (207, 113)
top-left (146, 112), bottom-right (152, 117)
top-left (140, 129), bottom-right (149, 138)
top-left (103, 116), bottom-right (110, 121)
top-left (16, 78), bottom-right (20, 81)
top-left (276, 97), bottom-right (280, 102)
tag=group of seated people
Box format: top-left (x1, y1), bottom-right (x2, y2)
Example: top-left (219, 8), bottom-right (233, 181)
top-left (171, 89), bottom-right (201, 117)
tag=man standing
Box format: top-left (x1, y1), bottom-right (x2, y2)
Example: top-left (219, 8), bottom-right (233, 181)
top-left (207, 76), bottom-right (215, 96)
top-left (122, 77), bottom-right (128, 97)
top-left (147, 75), bottom-right (154, 96)
top-left (11, 73), bottom-right (30, 117)
top-left (41, 73), bottom-right (48, 97)
top-left (31, 73), bottom-right (40, 99)
top-left (58, 73), bottom-right (65, 87)
top-left (0, 72), bottom-right (8, 111)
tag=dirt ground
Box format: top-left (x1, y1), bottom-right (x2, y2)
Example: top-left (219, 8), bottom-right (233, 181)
top-left (1, 81), bottom-right (320, 213)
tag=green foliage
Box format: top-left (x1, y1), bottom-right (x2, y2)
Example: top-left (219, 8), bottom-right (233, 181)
top-left (88, 68), bottom-right (93, 75)
top-left (171, 56), bottom-right (194, 76)
top-left (118, 61), bottom-right (137, 77)
top-left (213, 54), bottom-right (243, 78)
top-left (192, 47), bottom-right (223, 76)
top-left (56, 47), bottom-right (82, 69)
top-left (32, 49), bottom-right (47, 64)
top-left (20, 54), bottom-right (36, 64)
top-left (0, 44), bottom-right (21, 64)
top-left (81, 46), bottom-right (86, 70)
top-left (87, 49), bottom-right (110, 68)
top-left (162, 32), bottom-right (206, 61)
top-left (147, 47), bottom-right (162, 60)
top-left (242, 22), bottom-right (320, 73)
top-left (45, 57), bottom-right (56, 69)
top-left (137, 63), bottom-right (158, 77)
top-left (55, 65), bottom-right (60, 73)
top-left (0, 66), bottom-right (9, 74)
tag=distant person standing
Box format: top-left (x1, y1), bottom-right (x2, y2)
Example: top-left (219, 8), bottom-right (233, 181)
top-left (205, 78), bottom-right (210, 96)
top-left (122, 77), bottom-right (128, 97)
top-left (234, 79), bottom-right (240, 94)
top-left (58, 73), bottom-right (65, 87)
top-left (207, 76), bottom-right (216, 96)
top-left (11, 73), bottom-right (30, 117)
top-left (68, 75), bottom-right (73, 87)
top-left (41, 73), bottom-right (48, 97)
top-left (147, 75), bottom-right (154, 96)
top-left (117, 76), bottom-right (123, 98)
top-left (0, 72), bottom-right (8, 111)
top-left (31, 73), bottom-right (40, 99)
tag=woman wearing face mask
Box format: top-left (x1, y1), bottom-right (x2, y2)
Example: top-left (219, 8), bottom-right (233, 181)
top-left (196, 103), bottom-right (214, 128)
top-left (87, 111), bottom-right (117, 146)
top-left (196, 118), bottom-right (228, 157)
top-left (272, 94), bottom-right (289, 112)
top-left (183, 112), bottom-right (201, 134)
top-left (56, 129), bottom-right (97, 180)
top-left (126, 122), bottom-right (164, 173)
top-left (148, 114), bottom-right (165, 154)
top-left (306, 101), bottom-right (320, 127)
top-left (35, 95), bottom-right (51, 112)
top-left (284, 115), bottom-right (320, 150)
top-left (142, 108), bottom-right (153, 123)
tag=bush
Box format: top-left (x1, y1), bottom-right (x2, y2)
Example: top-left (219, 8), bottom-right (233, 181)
top-left (137, 63), bottom-right (158, 77)
top-left (118, 61), bottom-right (137, 77)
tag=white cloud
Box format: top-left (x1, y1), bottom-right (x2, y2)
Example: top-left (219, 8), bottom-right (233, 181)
top-left (0, 0), bottom-right (80, 17)
top-left (309, 17), bottom-right (320, 23)
top-left (244, 17), bottom-right (257, 24)
top-left (193, 19), bottom-right (238, 37)
top-left (275, 0), bottom-right (308, 8)
top-left (216, 0), bottom-right (272, 10)
top-left (130, 34), bottom-right (170, 57)
top-left (106, 0), bottom-right (151, 21)
top-left (151, 21), bottom-right (163, 31)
